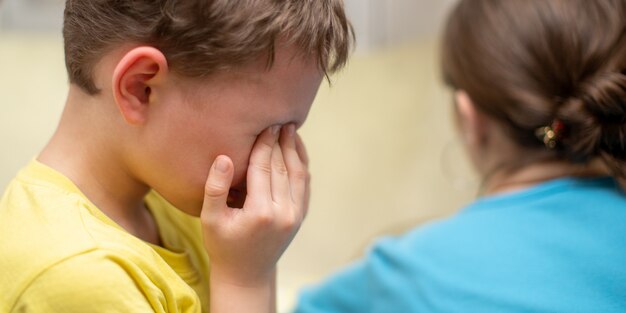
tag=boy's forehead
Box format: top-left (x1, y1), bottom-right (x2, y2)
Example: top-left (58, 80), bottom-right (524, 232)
top-left (185, 48), bottom-right (321, 100)
top-left (212, 46), bottom-right (319, 87)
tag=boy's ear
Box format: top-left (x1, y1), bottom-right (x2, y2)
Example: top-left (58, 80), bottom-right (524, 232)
top-left (112, 47), bottom-right (169, 125)
top-left (455, 90), bottom-right (488, 146)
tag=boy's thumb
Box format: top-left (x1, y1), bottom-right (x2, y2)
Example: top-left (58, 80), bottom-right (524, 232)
top-left (202, 155), bottom-right (234, 211)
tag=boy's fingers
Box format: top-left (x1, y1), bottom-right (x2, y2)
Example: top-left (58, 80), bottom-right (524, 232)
top-left (295, 134), bottom-right (311, 218)
top-left (270, 142), bottom-right (290, 204)
top-left (246, 126), bottom-right (280, 201)
top-left (202, 155), bottom-right (235, 214)
top-left (280, 125), bottom-right (307, 203)
top-left (295, 134), bottom-right (309, 167)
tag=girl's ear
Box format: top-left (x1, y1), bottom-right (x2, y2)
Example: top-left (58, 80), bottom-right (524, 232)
top-left (112, 47), bottom-right (169, 125)
top-left (455, 90), bottom-right (488, 146)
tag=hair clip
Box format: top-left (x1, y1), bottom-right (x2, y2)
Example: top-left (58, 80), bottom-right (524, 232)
top-left (535, 119), bottom-right (564, 149)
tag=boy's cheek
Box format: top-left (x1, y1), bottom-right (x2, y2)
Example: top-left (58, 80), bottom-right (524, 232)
top-left (230, 162), bottom-right (249, 187)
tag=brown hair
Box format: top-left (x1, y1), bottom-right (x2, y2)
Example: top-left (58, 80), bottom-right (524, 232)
top-left (442, 0), bottom-right (626, 185)
top-left (63, 0), bottom-right (355, 95)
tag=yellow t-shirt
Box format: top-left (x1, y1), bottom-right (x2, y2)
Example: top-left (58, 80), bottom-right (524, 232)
top-left (0, 160), bottom-right (210, 312)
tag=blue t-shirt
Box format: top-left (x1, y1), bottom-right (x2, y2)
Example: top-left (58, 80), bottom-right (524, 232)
top-left (294, 177), bottom-right (626, 312)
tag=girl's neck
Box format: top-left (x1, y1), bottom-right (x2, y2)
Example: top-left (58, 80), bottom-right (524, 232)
top-left (480, 158), bottom-right (610, 196)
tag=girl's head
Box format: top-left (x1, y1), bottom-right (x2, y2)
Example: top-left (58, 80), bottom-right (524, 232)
top-left (442, 0), bottom-right (626, 186)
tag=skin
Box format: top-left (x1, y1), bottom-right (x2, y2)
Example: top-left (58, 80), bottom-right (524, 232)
top-left (38, 43), bottom-right (322, 312)
top-left (454, 90), bottom-right (609, 195)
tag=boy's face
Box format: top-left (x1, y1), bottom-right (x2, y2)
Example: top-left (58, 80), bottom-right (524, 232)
top-left (136, 47), bottom-right (323, 216)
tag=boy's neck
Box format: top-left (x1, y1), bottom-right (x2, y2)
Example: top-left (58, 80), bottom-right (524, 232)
top-left (38, 87), bottom-right (161, 245)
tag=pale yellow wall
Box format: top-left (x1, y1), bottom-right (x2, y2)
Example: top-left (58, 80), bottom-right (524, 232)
top-left (0, 33), bottom-right (67, 189)
top-left (278, 39), bottom-right (478, 308)
top-left (0, 32), bottom-right (477, 311)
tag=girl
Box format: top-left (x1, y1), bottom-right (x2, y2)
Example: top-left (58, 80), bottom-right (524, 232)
top-left (294, 0), bottom-right (626, 312)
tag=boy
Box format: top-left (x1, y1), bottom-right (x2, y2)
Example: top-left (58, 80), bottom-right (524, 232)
top-left (0, 1), bottom-right (353, 312)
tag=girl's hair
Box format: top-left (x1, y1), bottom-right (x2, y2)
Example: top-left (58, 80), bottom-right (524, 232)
top-left (63, 0), bottom-right (354, 95)
top-left (442, 0), bottom-right (626, 186)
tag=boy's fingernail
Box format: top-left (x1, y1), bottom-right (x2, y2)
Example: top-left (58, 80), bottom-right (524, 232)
top-left (272, 125), bottom-right (281, 135)
top-left (215, 156), bottom-right (229, 173)
top-left (287, 124), bottom-right (296, 136)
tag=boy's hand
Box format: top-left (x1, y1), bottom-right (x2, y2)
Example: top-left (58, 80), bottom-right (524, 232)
top-left (200, 124), bottom-right (310, 288)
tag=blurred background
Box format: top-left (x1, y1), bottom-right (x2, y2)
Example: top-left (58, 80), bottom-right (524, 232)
top-left (0, 0), bottom-right (477, 310)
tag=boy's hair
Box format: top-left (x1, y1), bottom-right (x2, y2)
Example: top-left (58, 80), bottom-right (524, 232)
top-left (63, 0), bottom-right (355, 95)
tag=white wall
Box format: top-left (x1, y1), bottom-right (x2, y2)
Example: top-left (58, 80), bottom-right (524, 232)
top-left (344, 0), bottom-right (458, 50)
top-left (1, 0), bottom-right (64, 31)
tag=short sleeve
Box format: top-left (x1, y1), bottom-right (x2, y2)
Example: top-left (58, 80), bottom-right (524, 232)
top-left (13, 252), bottom-right (165, 313)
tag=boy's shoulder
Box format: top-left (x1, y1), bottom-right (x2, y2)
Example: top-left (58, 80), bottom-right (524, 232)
top-left (0, 161), bottom-right (100, 276)
top-left (0, 161), bottom-right (205, 312)
top-left (9, 250), bottom-right (163, 312)
top-left (0, 164), bottom-right (103, 310)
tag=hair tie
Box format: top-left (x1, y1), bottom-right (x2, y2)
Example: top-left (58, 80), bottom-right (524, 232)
top-left (535, 120), bottom-right (565, 149)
